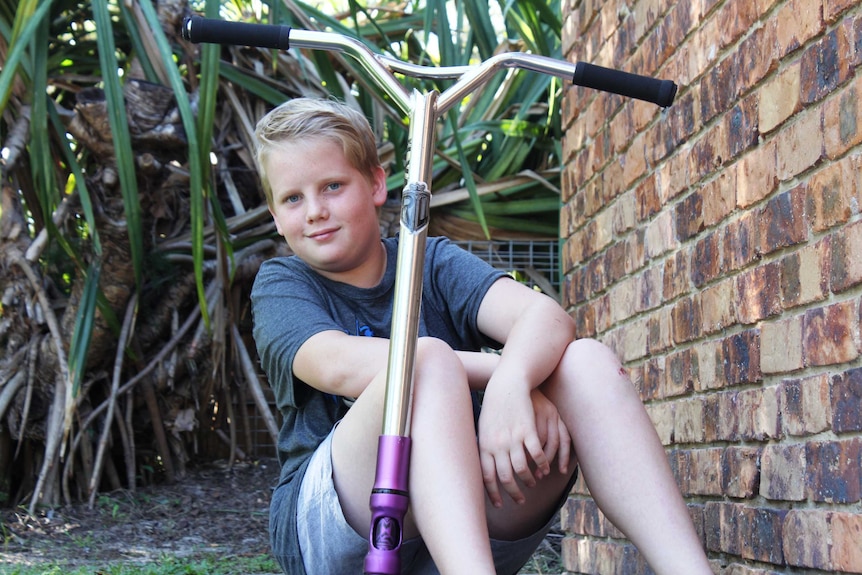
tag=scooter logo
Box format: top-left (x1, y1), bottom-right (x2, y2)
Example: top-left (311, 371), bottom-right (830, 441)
top-left (401, 182), bottom-right (430, 232)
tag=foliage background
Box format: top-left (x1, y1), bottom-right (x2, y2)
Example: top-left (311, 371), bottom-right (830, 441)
top-left (0, 0), bottom-right (565, 512)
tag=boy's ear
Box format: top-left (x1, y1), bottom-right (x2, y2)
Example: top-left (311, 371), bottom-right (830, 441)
top-left (268, 207), bottom-right (285, 236)
top-left (371, 165), bottom-right (388, 207)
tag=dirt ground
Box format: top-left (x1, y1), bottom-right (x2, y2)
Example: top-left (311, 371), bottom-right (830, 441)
top-left (0, 458), bottom-right (277, 569)
top-left (0, 457), bottom-right (563, 573)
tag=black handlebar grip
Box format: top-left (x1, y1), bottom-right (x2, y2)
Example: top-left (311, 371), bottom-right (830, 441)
top-left (182, 16), bottom-right (291, 50)
top-left (572, 62), bottom-right (677, 108)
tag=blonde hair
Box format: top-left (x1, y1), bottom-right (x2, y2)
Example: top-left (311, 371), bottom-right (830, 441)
top-left (254, 98), bottom-right (381, 207)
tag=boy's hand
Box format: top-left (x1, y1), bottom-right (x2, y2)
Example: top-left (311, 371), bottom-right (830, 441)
top-left (478, 385), bottom-right (552, 507)
top-left (530, 389), bottom-right (572, 477)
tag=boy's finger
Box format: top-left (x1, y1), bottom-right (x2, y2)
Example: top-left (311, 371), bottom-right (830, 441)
top-left (497, 454), bottom-right (526, 504)
top-left (509, 446), bottom-right (535, 490)
top-left (480, 452), bottom-right (503, 507)
top-left (557, 419), bottom-right (572, 475)
top-left (525, 434), bottom-right (550, 477)
top-left (543, 418), bottom-right (560, 467)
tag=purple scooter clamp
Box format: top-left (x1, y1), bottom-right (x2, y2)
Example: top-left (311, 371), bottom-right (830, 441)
top-left (364, 435), bottom-right (412, 575)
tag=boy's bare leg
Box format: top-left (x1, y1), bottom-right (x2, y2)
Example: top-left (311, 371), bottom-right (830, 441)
top-left (544, 338), bottom-right (712, 575)
top-left (332, 337), bottom-right (496, 574)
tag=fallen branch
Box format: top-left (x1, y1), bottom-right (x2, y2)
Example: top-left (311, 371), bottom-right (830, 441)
top-left (89, 293), bottom-right (138, 508)
top-left (231, 324), bottom-right (278, 444)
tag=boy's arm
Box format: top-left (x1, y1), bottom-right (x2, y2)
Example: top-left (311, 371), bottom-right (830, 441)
top-left (293, 331), bottom-right (390, 398)
top-left (475, 277), bottom-right (576, 507)
top-left (293, 332), bottom-right (499, 398)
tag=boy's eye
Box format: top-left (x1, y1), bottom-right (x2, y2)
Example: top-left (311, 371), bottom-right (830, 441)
top-left (326, 182), bottom-right (342, 192)
top-left (286, 194), bottom-right (301, 204)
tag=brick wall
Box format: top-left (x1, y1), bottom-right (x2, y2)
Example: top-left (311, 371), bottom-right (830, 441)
top-left (560, 0), bottom-right (862, 573)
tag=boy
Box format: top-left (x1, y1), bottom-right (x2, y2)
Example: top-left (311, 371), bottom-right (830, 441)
top-left (251, 98), bottom-right (712, 574)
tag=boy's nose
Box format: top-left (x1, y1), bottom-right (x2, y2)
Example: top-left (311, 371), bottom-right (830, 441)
top-left (305, 196), bottom-right (328, 221)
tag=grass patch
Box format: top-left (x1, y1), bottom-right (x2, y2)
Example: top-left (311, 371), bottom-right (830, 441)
top-left (3, 553), bottom-right (279, 575)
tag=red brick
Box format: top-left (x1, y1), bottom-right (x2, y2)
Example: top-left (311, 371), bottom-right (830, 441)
top-left (761, 444), bottom-right (806, 501)
top-left (831, 511), bottom-right (862, 572)
top-left (722, 446), bottom-right (761, 498)
top-left (693, 338), bottom-right (724, 391)
top-left (723, 329), bottom-right (762, 386)
top-left (736, 140), bottom-right (778, 207)
top-left (583, 177), bottom-right (603, 219)
top-left (806, 438), bottom-right (862, 503)
top-left (691, 231), bottom-right (722, 287)
top-left (760, 315), bottom-right (804, 374)
top-left (666, 89), bottom-right (697, 152)
top-left (675, 190), bottom-right (704, 242)
top-left (740, 506), bottom-right (786, 564)
top-left (673, 396), bottom-right (705, 443)
top-left (611, 191), bottom-right (637, 235)
top-left (700, 278), bottom-right (737, 335)
top-left (831, 367), bottom-right (862, 432)
top-left (593, 293), bottom-right (611, 334)
top-left (700, 55), bottom-right (741, 123)
top-left (701, 169), bottom-right (736, 228)
top-left (624, 229), bottom-right (646, 275)
top-left (781, 374), bottom-right (833, 436)
top-left (803, 299), bottom-right (860, 366)
top-left (783, 509), bottom-right (831, 569)
top-left (647, 305), bottom-right (674, 355)
top-left (727, 95), bottom-right (760, 159)
top-left (724, 210), bottom-right (759, 271)
top-left (758, 62), bottom-right (801, 134)
top-left (806, 157), bottom-right (858, 231)
top-left (779, 237), bottom-right (831, 309)
top-left (586, 250), bottom-right (607, 294)
top-left (850, 13), bottom-right (862, 67)
top-left (634, 173), bottom-right (660, 221)
top-left (735, 261), bottom-right (783, 324)
top-left (656, 147), bottom-right (690, 202)
top-left (690, 121), bottom-right (729, 182)
top-left (776, 107), bottom-right (823, 181)
top-left (800, 26), bottom-right (853, 105)
top-left (724, 565), bottom-right (784, 575)
top-left (830, 220), bottom-right (862, 292)
top-left (685, 448), bottom-right (723, 496)
top-left (736, 18), bottom-right (779, 90)
top-left (671, 295), bottom-right (703, 344)
top-left (737, 386), bottom-right (781, 441)
top-left (646, 401), bottom-right (674, 446)
top-left (644, 210), bottom-right (677, 259)
top-left (604, 241), bottom-right (627, 285)
top-left (824, 64), bottom-right (862, 158)
top-left (622, 134), bottom-right (648, 189)
top-left (774, 0), bottom-right (825, 57)
top-left (642, 356), bottom-right (664, 401)
top-left (662, 249), bottom-right (689, 300)
top-left (759, 186), bottom-right (808, 255)
top-left (665, 348), bottom-right (695, 397)
top-left (705, 502), bottom-right (743, 555)
top-left (717, 391), bottom-right (741, 441)
top-left (637, 264), bottom-right (662, 312)
top-left (825, 0), bottom-right (858, 22)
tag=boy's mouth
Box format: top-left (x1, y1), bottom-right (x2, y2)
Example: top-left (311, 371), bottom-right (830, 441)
top-left (307, 227), bottom-right (339, 241)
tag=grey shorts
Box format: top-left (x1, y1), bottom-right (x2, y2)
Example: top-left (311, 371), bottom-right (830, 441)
top-left (296, 428), bottom-right (560, 575)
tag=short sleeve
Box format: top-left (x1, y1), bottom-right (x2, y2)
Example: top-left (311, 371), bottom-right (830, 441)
top-left (250, 257), bottom-right (345, 410)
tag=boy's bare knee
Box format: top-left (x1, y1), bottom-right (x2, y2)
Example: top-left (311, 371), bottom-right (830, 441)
top-left (413, 337), bottom-right (467, 384)
top-left (564, 338), bottom-right (621, 367)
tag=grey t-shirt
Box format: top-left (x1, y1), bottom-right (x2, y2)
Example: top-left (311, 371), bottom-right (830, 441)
top-left (251, 235), bottom-right (507, 573)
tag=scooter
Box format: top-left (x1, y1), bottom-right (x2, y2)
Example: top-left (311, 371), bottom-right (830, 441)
top-left (183, 15), bottom-right (676, 574)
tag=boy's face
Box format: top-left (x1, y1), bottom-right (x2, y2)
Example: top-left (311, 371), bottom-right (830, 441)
top-left (265, 137), bottom-right (388, 285)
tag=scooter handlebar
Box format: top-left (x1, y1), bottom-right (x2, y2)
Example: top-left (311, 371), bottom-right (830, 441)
top-left (573, 62), bottom-right (677, 108)
top-left (182, 16), bottom-right (678, 109)
top-left (182, 15), bottom-right (291, 50)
